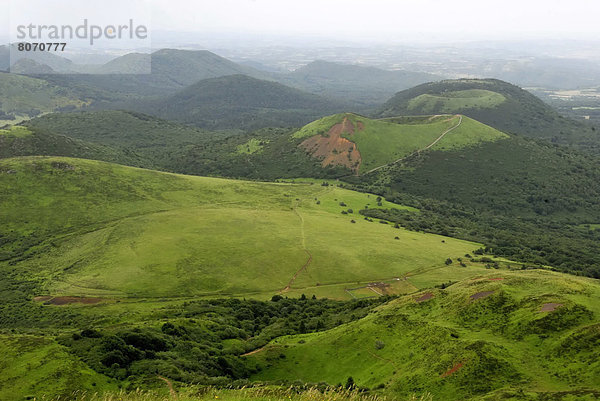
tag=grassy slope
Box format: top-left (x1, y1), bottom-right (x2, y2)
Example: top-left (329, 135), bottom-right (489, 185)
top-left (0, 72), bottom-right (87, 123)
top-left (432, 116), bottom-right (509, 151)
top-left (294, 113), bottom-right (508, 173)
top-left (250, 269), bottom-right (600, 400)
top-left (0, 157), bottom-right (479, 299)
top-left (376, 79), bottom-right (597, 148)
top-left (0, 335), bottom-right (117, 400)
top-left (407, 89), bottom-right (506, 113)
top-left (0, 124), bottom-right (145, 166)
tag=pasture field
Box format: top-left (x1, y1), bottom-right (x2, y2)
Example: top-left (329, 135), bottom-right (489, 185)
top-left (2, 157), bottom-right (598, 401)
top-left (0, 156), bottom-right (479, 299)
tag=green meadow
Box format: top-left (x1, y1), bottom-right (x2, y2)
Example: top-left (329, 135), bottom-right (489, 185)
top-left (432, 116), bottom-right (508, 151)
top-left (406, 89), bottom-right (506, 114)
top-left (0, 156), bottom-right (479, 300)
top-left (249, 269), bottom-right (600, 401)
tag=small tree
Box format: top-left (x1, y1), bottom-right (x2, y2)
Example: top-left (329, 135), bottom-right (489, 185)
top-left (445, 258), bottom-right (453, 265)
top-left (345, 376), bottom-right (355, 389)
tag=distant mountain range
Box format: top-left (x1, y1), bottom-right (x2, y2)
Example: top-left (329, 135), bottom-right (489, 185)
top-left (280, 60), bottom-right (439, 107)
top-left (130, 74), bottom-right (350, 130)
top-left (0, 46), bottom-right (441, 109)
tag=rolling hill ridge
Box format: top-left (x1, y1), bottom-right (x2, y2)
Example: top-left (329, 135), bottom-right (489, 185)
top-left (294, 113), bottom-right (508, 174)
top-left (377, 79), bottom-right (598, 148)
top-left (132, 74), bottom-right (350, 130)
top-left (249, 269), bottom-right (600, 401)
top-left (0, 156), bottom-right (475, 299)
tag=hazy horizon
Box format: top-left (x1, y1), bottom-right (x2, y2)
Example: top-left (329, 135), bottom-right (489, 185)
top-left (1, 0), bottom-right (600, 46)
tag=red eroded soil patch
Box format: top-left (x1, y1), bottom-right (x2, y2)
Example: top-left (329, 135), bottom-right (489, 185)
top-left (415, 292), bottom-right (434, 303)
top-left (470, 291), bottom-right (494, 301)
top-left (488, 278), bottom-right (504, 281)
top-left (300, 117), bottom-right (362, 173)
top-left (441, 362), bottom-right (464, 378)
top-left (540, 303), bottom-right (563, 312)
top-left (42, 296), bottom-right (103, 305)
top-left (33, 296), bottom-right (53, 302)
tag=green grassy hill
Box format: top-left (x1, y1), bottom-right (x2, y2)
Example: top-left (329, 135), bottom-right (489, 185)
top-left (0, 72), bottom-right (88, 124)
top-left (0, 124), bottom-right (143, 165)
top-left (21, 111), bottom-right (349, 180)
top-left (135, 75), bottom-right (349, 130)
top-left (294, 113), bottom-right (507, 174)
top-left (376, 79), bottom-right (597, 148)
top-left (0, 156), bottom-right (477, 299)
top-left (1, 158), bottom-right (598, 401)
top-left (23, 110), bottom-right (232, 169)
top-left (249, 269), bottom-right (600, 401)
top-left (351, 130), bottom-right (600, 279)
top-left (0, 335), bottom-right (118, 400)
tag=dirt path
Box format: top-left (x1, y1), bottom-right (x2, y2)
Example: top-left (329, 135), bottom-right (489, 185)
top-left (283, 250), bottom-right (312, 291)
top-left (364, 114), bottom-right (463, 175)
top-left (367, 350), bottom-right (399, 370)
top-left (158, 375), bottom-right (177, 399)
top-left (282, 200), bottom-right (313, 292)
top-left (368, 286), bottom-right (384, 296)
top-left (241, 346), bottom-right (266, 356)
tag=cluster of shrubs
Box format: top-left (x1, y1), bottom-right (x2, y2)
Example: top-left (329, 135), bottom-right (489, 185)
top-left (59, 296), bottom-right (392, 384)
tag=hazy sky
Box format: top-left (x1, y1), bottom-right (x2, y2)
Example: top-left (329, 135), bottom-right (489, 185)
top-left (150, 0), bottom-right (600, 41)
top-left (2, 0), bottom-right (600, 43)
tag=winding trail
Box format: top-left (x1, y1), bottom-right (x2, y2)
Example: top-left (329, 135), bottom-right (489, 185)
top-left (364, 114), bottom-right (463, 175)
top-left (241, 346), bottom-right (266, 356)
top-left (282, 200), bottom-right (313, 292)
top-left (158, 375), bottom-right (177, 399)
top-left (366, 350), bottom-right (399, 370)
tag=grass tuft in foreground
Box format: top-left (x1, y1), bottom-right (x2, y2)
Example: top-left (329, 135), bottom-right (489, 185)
top-left (43, 387), bottom-right (433, 401)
